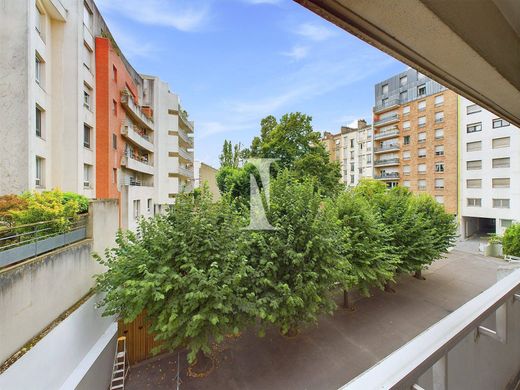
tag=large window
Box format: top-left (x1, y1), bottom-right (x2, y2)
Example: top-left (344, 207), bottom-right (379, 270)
top-left (83, 164), bottom-right (92, 188)
top-left (492, 178), bottom-right (510, 188)
top-left (466, 122), bottom-right (482, 133)
top-left (417, 84), bottom-right (426, 96)
top-left (35, 106), bottom-right (42, 137)
top-left (466, 179), bottom-right (481, 188)
top-left (492, 137), bottom-right (510, 149)
top-left (403, 165), bottom-right (411, 175)
top-left (435, 145), bottom-right (444, 156)
top-left (382, 84), bottom-right (388, 95)
top-left (35, 53), bottom-right (43, 85)
top-left (84, 124), bottom-right (91, 148)
top-left (493, 198), bottom-right (510, 209)
top-left (403, 150), bottom-right (411, 160)
top-left (435, 128), bottom-right (444, 139)
top-left (133, 200), bottom-right (141, 219)
top-left (492, 118), bottom-right (510, 128)
top-left (83, 43), bottom-right (92, 70)
top-left (400, 75), bottom-right (407, 86)
top-left (83, 88), bottom-right (91, 110)
top-left (435, 196), bottom-right (444, 204)
top-left (418, 148), bottom-right (426, 158)
top-left (466, 104), bottom-right (481, 115)
top-left (403, 180), bottom-right (411, 188)
top-left (418, 100), bottom-right (426, 111)
top-left (402, 106), bottom-right (410, 116)
top-left (404, 135), bottom-right (410, 145)
top-left (418, 132), bottom-right (426, 143)
top-left (434, 95), bottom-right (444, 106)
top-left (492, 157), bottom-right (510, 168)
top-left (35, 4), bottom-right (44, 37)
top-left (403, 120), bottom-right (410, 130)
top-left (466, 141), bottom-right (482, 152)
top-left (83, 3), bottom-right (93, 31)
top-left (435, 178), bottom-right (444, 189)
top-left (418, 163), bottom-right (426, 174)
top-left (418, 116), bottom-right (426, 127)
top-left (466, 160), bottom-right (482, 170)
top-left (418, 179), bottom-right (426, 190)
top-left (434, 111), bottom-right (444, 123)
top-left (435, 162), bottom-right (444, 172)
top-left (35, 156), bottom-right (43, 187)
top-left (467, 198), bottom-right (481, 207)
top-left (400, 91), bottom-right (407, 101)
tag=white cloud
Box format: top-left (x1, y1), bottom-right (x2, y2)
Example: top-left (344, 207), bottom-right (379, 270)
top-left (294, 22), bottom-right (336, 41)
top-left (96, 0), bottom-right (210, 32)
top-left (281, 45), bottom-right (309, 61)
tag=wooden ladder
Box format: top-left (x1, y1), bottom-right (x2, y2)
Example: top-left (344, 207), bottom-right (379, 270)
top-left (110, 336), bottom-right (129, 390)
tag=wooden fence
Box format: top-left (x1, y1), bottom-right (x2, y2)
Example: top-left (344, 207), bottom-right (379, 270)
top-left (118, 311), bottom-right (161, 365)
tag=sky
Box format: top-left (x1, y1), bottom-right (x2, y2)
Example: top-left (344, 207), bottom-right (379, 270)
top-left (96, 0), bottom-right (407, 167)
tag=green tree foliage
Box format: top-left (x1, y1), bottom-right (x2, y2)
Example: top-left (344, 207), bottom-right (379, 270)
top-left (62, 192), bottom-right (89, 213)
top-left (243, 171), bottom-right (351, 335)
top-left (336, 191), bottom-right (399, 294)
top-left (502, 224), bottom-right (520, 257)
top-left (216, 163), bottom-right (261, 205)
top-left (95, 192), bottom-right (256, 364)
top-left (219, 140), bottom-right (244, 168)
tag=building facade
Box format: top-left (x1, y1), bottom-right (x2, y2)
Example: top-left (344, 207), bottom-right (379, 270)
top-left (322, 119), bottom-right (373, 187)
top-left (194, 161), bottom-right (221, 200)
top-left (373, 70), bottom-right (458, 214)
top-left (459, 96), bottom-right (520, 237)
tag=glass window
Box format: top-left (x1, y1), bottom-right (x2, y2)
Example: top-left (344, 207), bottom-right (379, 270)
top-left (36, 106), bottom-right (42, 137)
top-left (403, 180), bottom-right (411, 188)
top-left (83, 43), bottom-right (92, 70)
top-left (435, 128), bottom-right (444, 139)
top-left (434, 95), bottom-right (444, 106)
top-left (418, 148), bottom-right (426, 158)
top-left (501, 219), bottom-right (512, 228)
top-left (403, 165), bottom-right (411, 174)
top-left (467, 160), bottom-right (482, 170)
top-left (435, 178), bottom-right (444, 189)
top-left (83, 164), bottom-right (92, 188)
top-left (492, 178), bottom-right (510, 188)
top-left (35, 54), bottom-right (42, 85)
top-left (147, 198), bottom-right (152, 212)
top-left (492, 158), bottom-right (510, 168)
top-left (400, 91), bottom-right (407, 101)
top-left (466, 179), bottom-right (481, 188)
top-left (418, 116), bottom-right (426, 127)
top-left (400, 76), bottom-right (407, 86)
top-left (418, 179), bottom-right (426, 190)
top-left (492, 137), bottom-right (510, 149)
top-left (418, 100), bottom-right (426, 111)
top-left (493, 118), bottom-right (510, 128)
top-left (83, 3), bottom-right (93, 30)
top-left (112, 133), bottom-right (117, 150)
top-left (133, 200), bottom-right (141, 219)
top-left (35, 156), bottom-right (43, 186)
top-left (435, 145), bottom-right (444, 156)
top-left (403, 120), bottom-right (410, 130)
top-left (83, 90), bottom-right (91, 110)
top-left (83, 124), bottom-right (91, 148)
top-left (418, 163), bottom-right (426, 173)
top-left (418, 132), bottom-right (426, 142)
top-left (466, 141), bottom-right (482, 152)
top-left (467, 122), bottom-right (482, 133)
top-left (435, 163), bottom-right (444, 172)
top-left (35, 4), bottom-right (44, 37)
top-left (403, 150), bottom-right (411, 160)
top-left (466, 104), bottom-right (481, 114)
top-left (417, 85), bottom-right (426, 96)
top-left (435, 196), bottom-right (444, 204)
top-left (467, 198), bottom-right (482, 207)
top-left (382, 84), bottom-right (389, 94)
top-left (493, 199), bottom-right (510, 209)
top-left (435, 112), bottom-right (444, 123)
top-left (403, 106), bottom-right (410, 115)
top-left (404, 135), bottom-right (410, 145)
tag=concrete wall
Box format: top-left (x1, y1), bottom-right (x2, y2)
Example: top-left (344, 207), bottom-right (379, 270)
top-left (0, 294), bottom-right (117, 390)
top-left (88, 198), bottom-right (119, 258)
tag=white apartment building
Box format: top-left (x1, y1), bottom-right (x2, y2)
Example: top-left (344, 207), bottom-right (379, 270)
top-left (459, 96), bottom-right (520, 237)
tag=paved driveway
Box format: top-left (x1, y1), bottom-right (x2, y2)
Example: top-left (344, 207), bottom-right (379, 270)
top-left (126, 250), bottom-right (504, 390)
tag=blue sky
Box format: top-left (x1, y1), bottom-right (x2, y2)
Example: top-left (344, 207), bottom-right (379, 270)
top-left (97, 0), bottom-right (407, 167)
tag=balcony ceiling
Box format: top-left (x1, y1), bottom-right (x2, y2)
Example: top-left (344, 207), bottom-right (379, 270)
top-left (295, 0), bottom-right (520, 127)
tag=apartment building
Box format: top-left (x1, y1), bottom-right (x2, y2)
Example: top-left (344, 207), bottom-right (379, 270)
top-left (194, 161), bottom-right (221, 200)
top-left (0, 0), bottom-right (100, 197)
top-left (373, 70), bottom-right (458, 214)
top-left (322, 119), bottom-right (373, 187)
top-left (459, 96), bottom-right (520, 237)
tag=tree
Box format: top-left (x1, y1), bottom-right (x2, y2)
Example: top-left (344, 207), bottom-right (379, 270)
top-left (219, 140), bottom-right (245, 168)
top-left (243, 171), bottom-right (351, 336)
top-left (215, 163), bottom-right (261, 206)
top-left (95, 192), bottom-right (256, 365)
top-left (502, 224), bottom-right (520, 257)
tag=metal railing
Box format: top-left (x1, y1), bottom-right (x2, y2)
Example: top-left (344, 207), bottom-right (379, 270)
top-left (374, 113), bottom-right (399, 127)
top-left (343, 268), bottom-right (520, 390)
top-left (374, 129), bottom-right (400, 140)
top-left (374, 172), bottom-right (400, 179)
top-left (178, 107), bottom-right (194, 132)
top-left (374, 143), bottom-right (400, 152)
top-left (0, 214), bottom-right (88, 268)
top-left (374, 98), bottom-right (400, 113)
top-left (374, 158), bottom-right (400, 166)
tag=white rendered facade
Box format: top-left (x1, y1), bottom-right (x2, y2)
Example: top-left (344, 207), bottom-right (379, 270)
top-left (459, 96), bottom-right (520, 237)
top-left (341, 120), bottom-right (374, 187)
top-left (0, 0), bottom-right (98, 197)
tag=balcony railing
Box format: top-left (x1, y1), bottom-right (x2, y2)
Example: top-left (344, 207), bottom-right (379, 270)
top-left (121, 124), bottom-right (154, 152)
top-left (374, 129), bottom-right (400, 140)
top-left (374, 172), bottom-right (400, 180)
top-left (178, 107), bottom-right (194, 132)
top-left (374, 143), bottom-right (400, 153)
top-left (374, 113), bottom-right (399, 127)
top-left (120, 93), bottom-right (154, 131)
top-left (373, 98), bottom-right (400, 113)
top-left (121, 152), bottom-right (154, 175)
top-left (343, 268), bottom-right (520, 390)
top-left (172, 128), bottom-right (193, 146)
top-left (178, 147), bottom-right (194, 161)
top-left (374, 158), bottom-right (400, 166)
top-left (179, 166), bottom-right (194, 179)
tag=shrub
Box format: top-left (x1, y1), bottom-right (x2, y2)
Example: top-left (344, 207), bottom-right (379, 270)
top-left (62, 192), bottom-right (89, 213)
top-left (503, 224), bottom-right (520, 257)
top-left (0, 195), bottom-right (28, 226)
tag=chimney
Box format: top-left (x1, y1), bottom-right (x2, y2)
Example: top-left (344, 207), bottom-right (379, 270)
top-left (357, 119), bottom-right (367, 129)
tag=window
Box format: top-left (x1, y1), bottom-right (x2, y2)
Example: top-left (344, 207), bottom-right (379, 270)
top-left (35, 106), bottom-right (42, 137)
top-left (435, 178), bottom-right (444, 189)
top-left (382, 98), bottom-right (388, 106)
top-left (418, 163), bottom-right (426, 173)
top-left (35, 4), bottom-right (44, 37)
top-left (350, 151), bottom-right (354, 159)
top-left (83, 124), bottom-right (91, 148)
top-left (83, 3), bottom-right (93, 31)
top-left (466, 179), bottom-right (481, 188)
top-left (113, 65), bottom-right (118, 82)
top-left (367, 141), bottom-right (372, 151)
top-left (404, 135), bottom-right (410, 145)
top-left (403, 165), bottom-right (411, 175)
top-left (133, 200), bottom-right (141, 219)
top-left (493, 199), bottom-right (510, 209)
top-left (350, 139), bottom-right (354, 148)
top-left (492, 178), bottom-right (510, 188)
top-left (435, 196), bottom-right (444, 204)
top-left (403, 106), bottom-right (410, 116)
top-left (147, 198), bottom-right (152, 213)
top-left (466, 104), bottom-right (481, 115)
top-left (35, 54), bottom-right (43, 85)
top-left (435, 111), bottom-right (444, 123)
top-left (492, 137), bottom-right (510, 149)
top-left (492, 157), bottom-right (510, 168)
top-left (366, 154), bottom-right (372, 164)
top-left (403, 120), bottom-right (410, 130)
top-left (112, 99), bottom-right (117, 115)
top-left (350, 163), bottom-right (354, 172)
top-left (350, 175), bottom-right (354, 184)
top-left (83, 89), bottom-right (91, 110)
top-left (435, 145), bottom-right (444, 156)
top-left (35, 156), bottom-right (43, 187)
top-left (400, 75), bottom-right (407, 86)
top-left (435, 163), bottom-right (445, 172)
top-left (467, 198), bottom-right (481, 207)
top-left (417, 85), bottom-right (426, 96)
top-left (467, 122), bottom-right (482, 133)
top-left (434, 95), bottom-right (444, 106)
top-left (400, 91), bottom-right (407, 101)
top-left (493, 118), bottom-right (510, 128)
top-left (418, 179), bottom-right (426, 190)
top-left (435, 128), bottom-right (444, 139)
top-left (501, 219), bottom-right (513, 229)
top-left (112, 168), bottom-right (117, 184)
top-left (466, 141), bottom-right (482, 152)
top-left (418, 148), bottom-right (426, 158)
top-left (83, 164), bottom-right (92, 188)
top-left (382, 84), bottom-right (388, 94)
top-left (83, 43), bottom-right (92, 70)
top-left (418, 116), bottom-right (426, 127)
top-left (466, 160), bottom-right (482, 170)
top-left (403, 150), bottom-right (411, 160)
top-left (418, 100), bottom-right (426, 111)
top-left (403, 180), bottom-right (411, 188)
top-left (418, 132), bottom-right (426, 143)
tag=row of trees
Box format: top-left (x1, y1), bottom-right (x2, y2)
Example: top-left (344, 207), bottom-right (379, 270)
top-left (95, 113), bottom-right (457, 367)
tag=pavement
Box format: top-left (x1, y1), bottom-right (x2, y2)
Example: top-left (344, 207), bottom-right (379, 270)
top-left (125, 250), bottom-right (505, 390)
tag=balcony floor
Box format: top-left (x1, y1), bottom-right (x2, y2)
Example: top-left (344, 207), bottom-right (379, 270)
top-left (125, 250), bottom-right (504, 390)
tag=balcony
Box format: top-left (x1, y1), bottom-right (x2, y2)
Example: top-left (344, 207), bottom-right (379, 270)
top-left (121, 124), bottom-right (154, 152)
top-left (179, 166), bottom-right (194, 179)
top-left (374, 128), bottom-right (400, 140)
top-left (121, 152), bottom-right (154, 175)
top-left (374, 172), bottom-right (400, 180)
top-left (374, 157), bottom-right (400, 167)
top-left (178, 147), bottom-right (194, 162)
top-left (373, 98), bottom-right (400, 113)
top-left (374, 113), bottom-right (399, 127)
top-left (374, 143), bottom-right (400, 153)
top-left (120, 92), bottom-right (154, 131)
top-left (178, 107), bottom-right (194, 132)
top-left (171, 128), bottom-right (193, 146)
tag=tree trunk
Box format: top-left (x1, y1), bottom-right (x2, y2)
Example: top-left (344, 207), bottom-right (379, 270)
top-left (343, 290), bottom-right (355, 311)
top-left (187, 351), bottom-right (215, 378)
top-left (384, 282), bottom-right (396, 293)
top-left (414, 270), bottom-right (426, 280)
